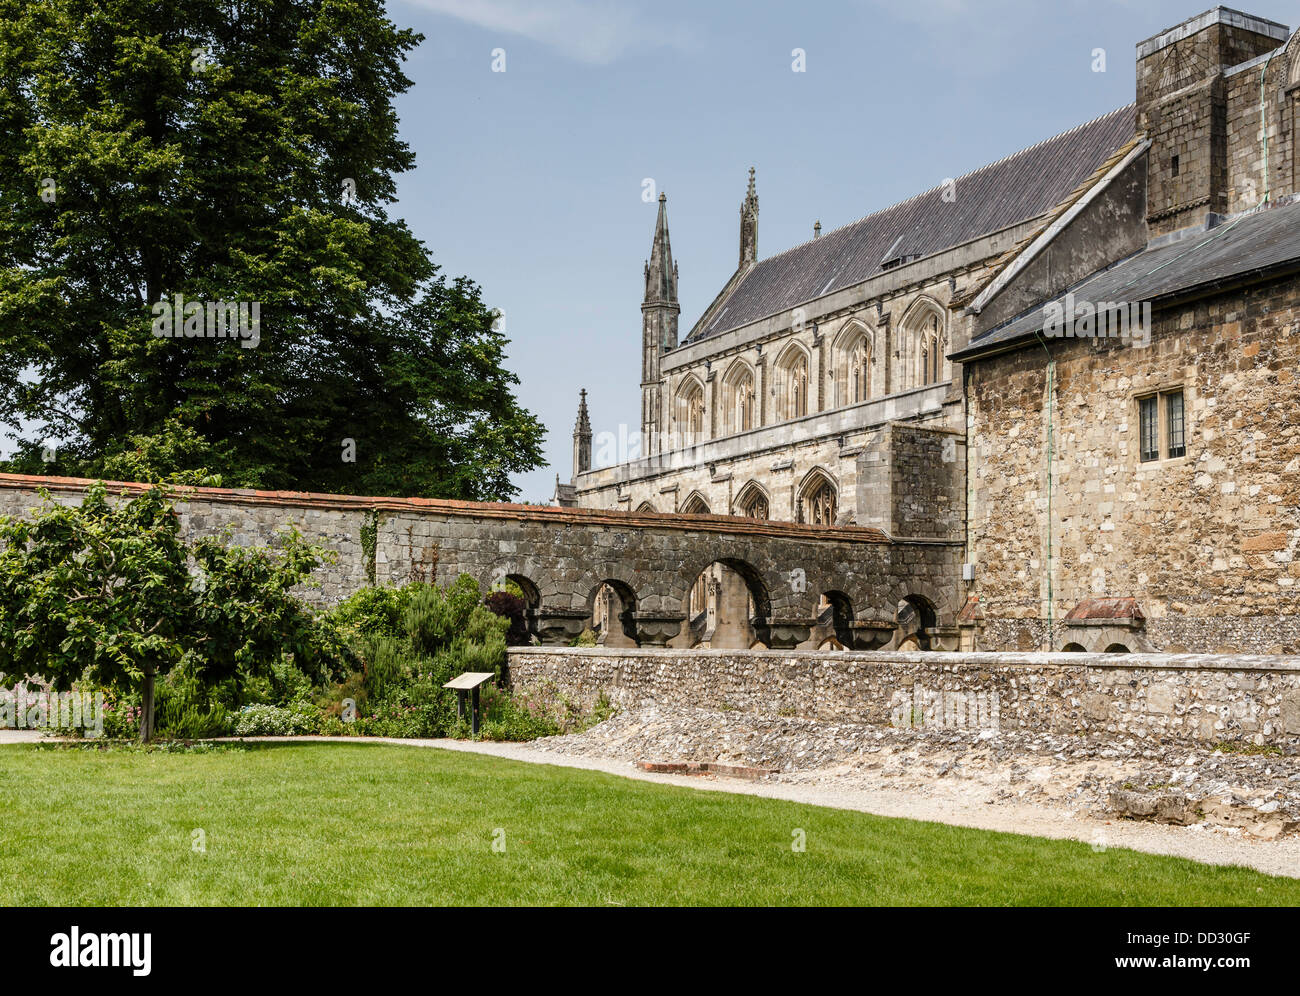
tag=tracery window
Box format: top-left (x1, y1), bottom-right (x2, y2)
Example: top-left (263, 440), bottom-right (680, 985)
top-left (775, 347), bottom-right (809, 420)
top-left (720, 362), bottom-right (756, 435)
top-left (675, 378), bottom-right (705, 446)
top-left (833, 325), bottom-right (872, 407)
top-left (736, 484), bottom-right (769, 520)
top-left (797, 475), bottom-right (837, 526)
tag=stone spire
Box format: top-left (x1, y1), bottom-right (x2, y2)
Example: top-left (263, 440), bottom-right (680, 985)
top-left (739, 166), bottom-right (758, 268)
top-left (572, 388), bottom-right (591, 480)
top-left (643, 192), bottom-right (677, 305)
top-left (641, 193), bottom-right (680, 449)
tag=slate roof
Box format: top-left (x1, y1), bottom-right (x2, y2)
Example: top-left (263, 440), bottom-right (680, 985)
top-left (951, 196), bottom-right (1300, 362)
top-left (683, 104), bottom-right (1137, 344)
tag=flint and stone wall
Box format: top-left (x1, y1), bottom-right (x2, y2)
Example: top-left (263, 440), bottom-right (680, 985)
top-left (966, 277), bottom-right (1300, 655)
top-left (508, 646), bottom-right (1300, 747)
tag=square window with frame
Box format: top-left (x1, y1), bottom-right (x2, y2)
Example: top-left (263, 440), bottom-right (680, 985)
top-left (1137, 388), bottom-right (1186, 463)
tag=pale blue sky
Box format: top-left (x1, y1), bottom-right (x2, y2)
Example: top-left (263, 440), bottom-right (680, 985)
top-left (387, 0), bottom-right (1297, 502)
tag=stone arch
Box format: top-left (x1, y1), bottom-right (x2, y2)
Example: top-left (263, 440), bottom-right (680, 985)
top-left (894, 592), bottom-right (939, 650)
top-left (1061, 642), bottom-right (1088, 652)
top-left (830, 319), bottom-right (875, 407)
top-left (814, 589), bottom-right (855, 648)
top-left (586, 577), bottom-right (639, 648)
top-left (672, 373), bottom-right (706, 447)
top-left (634, 500), bottom-right (656, 513)
top-left (1103, 643), bottom-right (1131, 654)
top-left (502, 572), bottom-right (540, 608)
top-left (491, 571), bottom-right (553, 645)
top-left (772, 340), bottom-right (811, 421)
top-left (733, 479), bottom-right (770, 520)
top-left (676, 555), bottom-right (772, 650)
top-left (898, 295), bottom-right (949, 391)
top-left (795, 466), bottom-right (838, 525)
top-left (680, 490), bottom-right (710, 515)
top-left (718, 357), bottom-right (757, 436)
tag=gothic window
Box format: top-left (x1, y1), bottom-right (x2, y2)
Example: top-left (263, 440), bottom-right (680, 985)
top-left (919, 314), bottom-right (944, 386)
top-left (796, 473), bottom-right (837, 526)
top-left (775, 345), bottom-right (809, 421)
top-left (681, 492), bottom-right (710, 515)
top-left (674, 377), bottom-right (705, 447)
top-left (807, 482), bottom-right (836, 525)
top-left (832, 324), bottom-right (872, 407)
top-left (901, 305), bottom-right (947, 390)
top-left (735, 482), bottom-right (769, 520)
top-left (720, 361), bottom-right (756, 436)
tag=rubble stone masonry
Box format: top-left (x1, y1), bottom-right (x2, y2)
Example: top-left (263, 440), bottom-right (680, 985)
top-left (508, 646), bottom-right (1300, 748)
top-left (966, 277), bottom-right (1300, 653)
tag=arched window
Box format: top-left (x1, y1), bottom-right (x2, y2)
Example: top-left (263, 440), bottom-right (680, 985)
top-left (735, 482), bottom-right (769, 520)
top-left (796, 471), bottom-right (837, 526)
top-left (917, 312), bottom-right (946, 387)
top-left (719, 360), bottom-right (756, 436)
top-left (681, 492), bottom-right (710, 515)
top-left (832, 323), bottom-right (873, 407)
top-left (674, 377), bottom-right (705, 447)
top-left (774, 344), bottom-right (809, 421)
top-left (899, 302), bottom-right (948, 390)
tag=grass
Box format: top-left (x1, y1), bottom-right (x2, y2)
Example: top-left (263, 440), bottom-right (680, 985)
top-left (1, 741), bottom-right (1296, 906)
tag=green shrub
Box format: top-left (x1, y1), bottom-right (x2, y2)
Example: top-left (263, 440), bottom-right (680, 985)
top-left (361, 637), bottom-right (409, 700)
top-left (158, 700), bottom-right (232, 739)
top-left (405, 575), bottom-right (483, 655)
top-left (327, 585), bottom-right (415, 642)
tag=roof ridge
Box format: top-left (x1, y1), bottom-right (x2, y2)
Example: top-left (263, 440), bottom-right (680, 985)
top-left (745, 104), bottom-right (1136, 270)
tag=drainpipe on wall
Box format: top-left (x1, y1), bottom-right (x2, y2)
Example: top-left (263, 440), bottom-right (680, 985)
top-left (1035, 332), bottom-right (1055, 652)
top-left (963, 364), bottom-right (974, 566)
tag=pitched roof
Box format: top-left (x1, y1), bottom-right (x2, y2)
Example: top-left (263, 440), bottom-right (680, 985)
top-left (951, 196), bottom-right (1300, 362)
top-left (683, 104), bottom-right (1137, 344)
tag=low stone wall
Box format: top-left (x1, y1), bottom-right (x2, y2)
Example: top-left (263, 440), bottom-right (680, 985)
top-left (507, 647), bottom-right (1300, 747)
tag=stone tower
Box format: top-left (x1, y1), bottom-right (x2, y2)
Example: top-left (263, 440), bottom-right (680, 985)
top-left (739, 167), bottom-right (759, 268)
top-left (1136, 8), bottom-right (1287, 236)
top-left (641, 192), bottom-right (679, 450)
top-left (572, 388), bottom-right (591, 480)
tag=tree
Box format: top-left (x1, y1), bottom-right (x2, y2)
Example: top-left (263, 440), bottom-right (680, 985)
top-left (0, 0), bottom-right (543, 499)
top-left (0, 482), bottom-right (335, 740)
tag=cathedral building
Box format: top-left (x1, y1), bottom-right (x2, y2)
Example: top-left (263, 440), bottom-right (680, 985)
top-left (563, 7), bottom-right (1300, 656)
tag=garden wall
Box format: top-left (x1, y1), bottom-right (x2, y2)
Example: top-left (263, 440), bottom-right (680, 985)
top-left (506, 646), bottom-right (1300, 747)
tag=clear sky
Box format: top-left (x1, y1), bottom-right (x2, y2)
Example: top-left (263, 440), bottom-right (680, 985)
top-left (386, 0), bottom-right (1297, 503)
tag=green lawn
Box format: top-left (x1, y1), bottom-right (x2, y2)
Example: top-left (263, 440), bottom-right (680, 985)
top-left (1, 742), bottom-right (1295, 906)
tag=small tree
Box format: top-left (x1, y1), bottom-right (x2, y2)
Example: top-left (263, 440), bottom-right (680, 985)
top-left (0, 483), bottom-right (333, 740)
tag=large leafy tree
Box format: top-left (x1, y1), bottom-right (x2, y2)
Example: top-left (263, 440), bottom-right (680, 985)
top-left (0, 0), bottom-right (543, 498)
